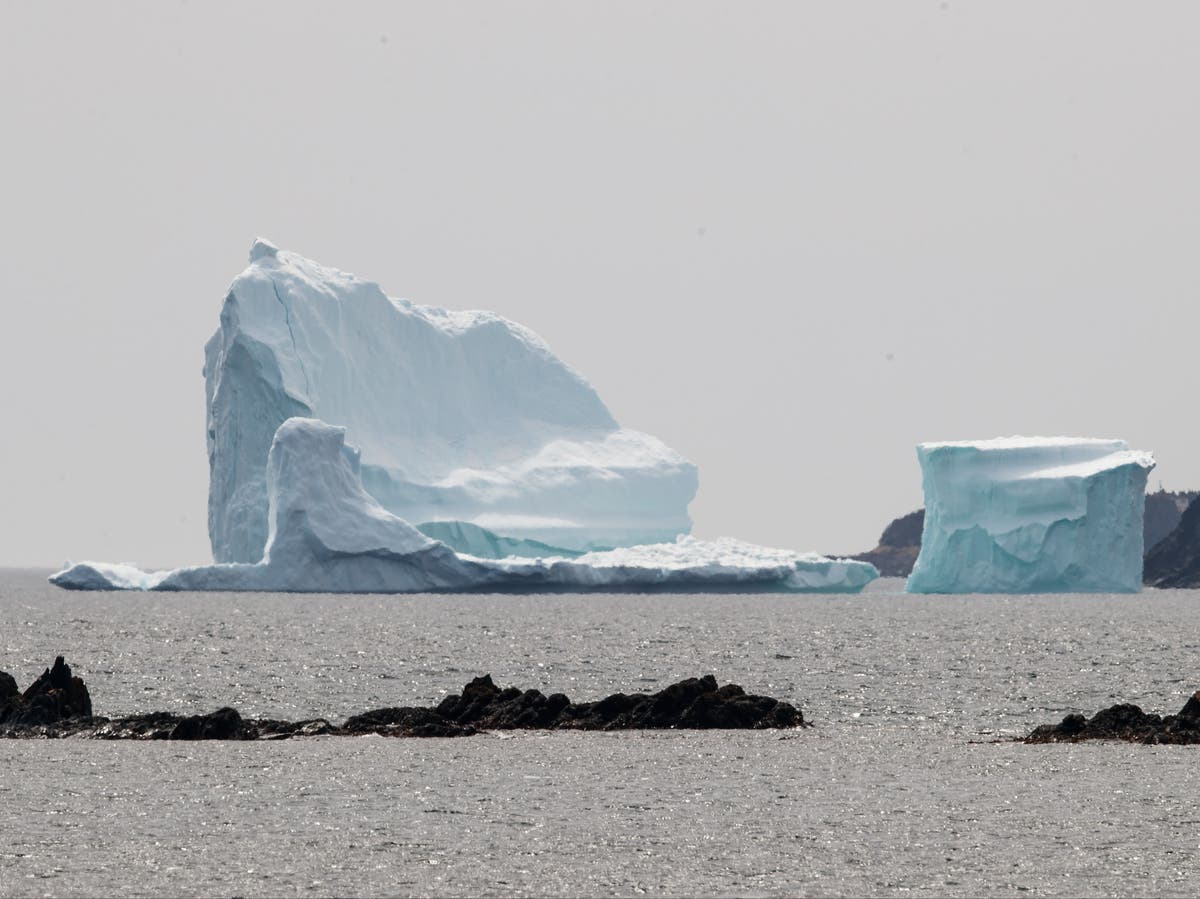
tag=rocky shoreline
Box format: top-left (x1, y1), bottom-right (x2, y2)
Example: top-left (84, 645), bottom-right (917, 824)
top-left (16, 656), bottom-right (1200, 747)
top-left (0, 657), bottom-right (805, 740)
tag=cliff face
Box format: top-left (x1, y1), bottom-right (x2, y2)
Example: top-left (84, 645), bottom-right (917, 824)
top-left (850, 509), bottom-right (923, 577)
top-left (854, 490), bottom-right (1196, 582)
top-left (1144, 490), bottom-right (1198, 552)
top-left (1144, 494), bottom-right (1200, 587)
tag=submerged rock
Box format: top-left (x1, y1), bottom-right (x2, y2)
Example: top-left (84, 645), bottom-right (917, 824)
top-left (1026, 692), bottom-right (1200, 745)
top-left (340, 707), bottom-right (480, 738)
top-left (0, 659), bottom-right (803, 740)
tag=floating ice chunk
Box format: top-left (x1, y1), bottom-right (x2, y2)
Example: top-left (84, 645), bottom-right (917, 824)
top-left (205, 241), bottom-right (697, 563)
top-left (50, 561), bottom-right (171, 591)
top-left (905, 436), bottom-right (1155, 594)
top-left (52, 418), bottom-right (876, 594)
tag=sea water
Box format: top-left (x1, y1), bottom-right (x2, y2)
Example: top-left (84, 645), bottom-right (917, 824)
top-left (3, 569), bottom-right (1200, 896)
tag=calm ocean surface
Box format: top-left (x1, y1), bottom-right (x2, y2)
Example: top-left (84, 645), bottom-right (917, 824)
top-left (3, 568), bottom-right (1200, 897)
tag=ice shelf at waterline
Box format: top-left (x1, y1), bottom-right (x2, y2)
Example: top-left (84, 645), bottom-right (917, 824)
top-left (206, 239), bottom-right (697, 563)
top-left (905, 437), bottom-right (1155, 594)
top-left (51, 419), bottom-right (878, 594)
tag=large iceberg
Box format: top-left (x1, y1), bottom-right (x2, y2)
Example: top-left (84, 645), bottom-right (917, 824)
top-left (205, 239), bottom-right (697, 563)
top-left (905, 437), bottom-right (1155, 594)
top-left (52, 419), bottom-right (878, 594)
top-left (50, 241), bottom-right (877, 595)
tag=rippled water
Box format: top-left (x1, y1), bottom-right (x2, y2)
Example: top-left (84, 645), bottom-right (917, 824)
top-left (3, 569), bottom-right (1200, 896)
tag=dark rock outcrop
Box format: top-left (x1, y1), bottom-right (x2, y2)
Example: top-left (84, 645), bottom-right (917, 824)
top-left (170, 707), bottom-right (246, 740)
top-left (1026, 691), bottom-right (1200, 744)
top-left (1144, 489), bottom-right (1198, 553)
top-left (849, 509), bottom-right (924, 577)
top-left (0, 670), bottom-right (17, 700)
top-left (1144, 494), bottom-right (1200, 587)
top-left (341, 706), bottom-right (479, 738)
top-left (341, 673), bottom-right (803, 735)
top-left (571, 675), bottom-right (802, 729)
top-left (0, 659), bottom-right (803, 740)
top-left (0, 656), bottom-right (93, 728)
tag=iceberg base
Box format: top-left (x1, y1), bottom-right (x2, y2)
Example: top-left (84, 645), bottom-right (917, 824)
top-left (52, 419), bottom-right (877, 596)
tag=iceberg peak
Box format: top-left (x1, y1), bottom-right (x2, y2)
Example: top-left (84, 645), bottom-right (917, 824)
top-left (248, 237), bottom-right (279, 262)
top-left (206, 243), bottom-right (698, 563)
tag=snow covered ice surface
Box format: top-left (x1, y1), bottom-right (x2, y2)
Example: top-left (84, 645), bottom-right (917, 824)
top-left (51, 419), bottom-right (878, 594)
top-left (905, 437), bottom-right (1155, 594)
top-left (205, 238), bottom-right (697, 563)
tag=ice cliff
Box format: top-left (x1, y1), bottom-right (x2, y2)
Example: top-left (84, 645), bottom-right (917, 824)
top-left (51, 419), bottom-right (878, 594)
top-left (205, 238), bottom-right (698, 563)
top-left (905, 437), bottom-right (1155, 594)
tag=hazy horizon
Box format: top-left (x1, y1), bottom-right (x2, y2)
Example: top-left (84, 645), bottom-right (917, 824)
top-left (2, 1), bottom-right (1197, 567)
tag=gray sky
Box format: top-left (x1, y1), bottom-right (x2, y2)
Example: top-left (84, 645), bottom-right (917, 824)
top-left (2, 1), bottom-right (1196, 567)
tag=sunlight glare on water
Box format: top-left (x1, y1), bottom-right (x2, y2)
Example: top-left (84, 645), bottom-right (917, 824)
top-left (3, 570), bottom-right (1200, 897)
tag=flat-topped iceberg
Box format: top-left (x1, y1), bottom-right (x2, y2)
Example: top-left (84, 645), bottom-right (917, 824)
top-left (205, 239), bottom-right (697, 563)
top-left (905, 436), bottom-right (1155, 594)
top-left (52, 419), bottom-right (877, 594)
